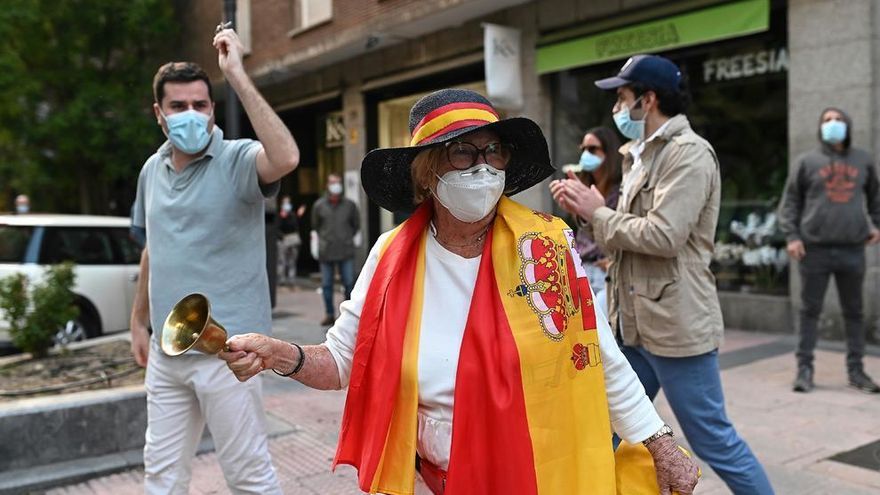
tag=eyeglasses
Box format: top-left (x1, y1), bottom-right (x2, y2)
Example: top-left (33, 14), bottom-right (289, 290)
top-left (580, 145), bottom-right (602, 154)
top-left (445, 141), bottom-right (514, 170)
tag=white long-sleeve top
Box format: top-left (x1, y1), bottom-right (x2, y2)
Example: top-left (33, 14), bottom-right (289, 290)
top-left (324, 230), bottom-right (663, 470)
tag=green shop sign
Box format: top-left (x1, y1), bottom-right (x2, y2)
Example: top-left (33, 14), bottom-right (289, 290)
top-left (536, 0), bottom-right (769, 74)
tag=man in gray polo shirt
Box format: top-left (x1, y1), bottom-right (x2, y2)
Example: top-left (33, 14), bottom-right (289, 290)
top-left (129, 27), bottom-right (299, 494)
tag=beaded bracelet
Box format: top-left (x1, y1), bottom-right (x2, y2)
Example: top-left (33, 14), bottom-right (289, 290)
top-left (272, 342), bottom-right (305, 377)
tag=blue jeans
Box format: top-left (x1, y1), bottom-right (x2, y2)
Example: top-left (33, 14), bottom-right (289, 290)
top-left (618, 345), bottom-right (774, 495)
top-left (320, 259), bottom-right (354, 317)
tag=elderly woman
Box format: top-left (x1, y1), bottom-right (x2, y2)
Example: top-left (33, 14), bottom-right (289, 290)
top-left (219, 89), bottom-right (698, 494)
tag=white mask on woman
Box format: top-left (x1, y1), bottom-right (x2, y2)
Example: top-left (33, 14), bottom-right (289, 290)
top-left (433, 163), bottom-right (506, 223)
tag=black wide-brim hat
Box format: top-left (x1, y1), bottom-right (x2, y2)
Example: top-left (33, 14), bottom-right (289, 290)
top-left (361, 88), bottom-right (554, 213)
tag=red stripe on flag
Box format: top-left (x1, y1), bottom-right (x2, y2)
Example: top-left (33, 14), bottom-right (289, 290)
top-left (414, 119), bottom-right (494, 145)
top-left (578, 277), bottom-right (597, 331)
top-left (333, 202), bottom-right (434, 491)
top-left (445, 228), bottom-right (539, 494)
top-left (412, 101), bottom-right (498, 135)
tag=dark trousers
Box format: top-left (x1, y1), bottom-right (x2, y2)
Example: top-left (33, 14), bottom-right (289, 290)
top-left (797, 244), bottom-right (866, 370)
top-left (320, 259), bottom-right (354, 317)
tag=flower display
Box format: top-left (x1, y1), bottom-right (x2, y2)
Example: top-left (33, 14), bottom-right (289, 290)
top-left (713, 209), bottom-right (788, 294)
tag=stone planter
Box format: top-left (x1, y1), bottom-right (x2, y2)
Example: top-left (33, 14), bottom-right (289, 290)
top-left (718, 291), bottom-right (793, 334)
top-left (0, 384), bottom-right (147, 494)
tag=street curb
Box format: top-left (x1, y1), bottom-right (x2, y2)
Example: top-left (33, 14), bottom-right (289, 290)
top-left (0, 410), bottom-right (297, 494)
top-left (720, 331), bottom-right (880, 371)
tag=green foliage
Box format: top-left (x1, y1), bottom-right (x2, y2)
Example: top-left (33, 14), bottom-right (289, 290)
top-left (0, 0), bottom-right (179, 214)
top-left (0, 263), bottom-right (79, 358)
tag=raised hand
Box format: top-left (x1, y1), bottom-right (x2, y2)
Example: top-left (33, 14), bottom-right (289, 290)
top-left (550, 170), bottom-right (606, 221)
top-left (212, 26), bottom-right (245, 78)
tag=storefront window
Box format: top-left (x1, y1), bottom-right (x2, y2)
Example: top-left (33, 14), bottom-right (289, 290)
top-left (551, 9), bottom-right (788, 295)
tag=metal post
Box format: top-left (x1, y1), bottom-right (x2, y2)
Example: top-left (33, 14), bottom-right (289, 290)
top-left (223, 0), bottom-right (240, 138)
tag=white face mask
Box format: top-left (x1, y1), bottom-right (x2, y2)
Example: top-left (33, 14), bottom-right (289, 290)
top-left (328, 183), bottom-right (343, 195)
top-left (433, 164), bottom-right (505, 223)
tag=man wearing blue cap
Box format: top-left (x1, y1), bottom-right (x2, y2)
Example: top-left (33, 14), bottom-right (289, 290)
top-left (551, 54), bottom-right (774, 494)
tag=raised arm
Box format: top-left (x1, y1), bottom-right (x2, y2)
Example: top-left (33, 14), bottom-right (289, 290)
top-left (592, 144), bottom-right (718, 258)
top-left (213, 28), bottom-right (299, 184)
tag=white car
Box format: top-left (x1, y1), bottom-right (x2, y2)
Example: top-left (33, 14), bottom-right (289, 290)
top-left (0, 214), bottom-right (141, 353)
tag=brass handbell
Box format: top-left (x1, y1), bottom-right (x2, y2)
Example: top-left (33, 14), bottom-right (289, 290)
top-left (160, 293), bottom-right (229, 356)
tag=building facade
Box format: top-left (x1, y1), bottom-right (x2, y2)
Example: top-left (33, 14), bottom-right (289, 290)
top-left (175, 0), bottom-right (879, 340)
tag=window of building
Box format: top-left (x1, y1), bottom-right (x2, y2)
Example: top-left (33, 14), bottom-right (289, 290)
top-left (550, 10), bottom-right (789, 295)
top-left (289, 0), bottom-right (332, 35)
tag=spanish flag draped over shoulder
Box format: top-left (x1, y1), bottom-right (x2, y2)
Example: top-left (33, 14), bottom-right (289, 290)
top-left (333, 197), bottom-right (616, 494)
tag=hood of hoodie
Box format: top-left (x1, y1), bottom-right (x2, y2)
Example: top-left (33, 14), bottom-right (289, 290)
top-left (817, 106), bottom-right (852, 151)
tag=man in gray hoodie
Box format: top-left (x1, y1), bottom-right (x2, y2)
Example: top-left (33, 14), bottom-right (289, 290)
top-left (778, 107), bottom-right (880, 393)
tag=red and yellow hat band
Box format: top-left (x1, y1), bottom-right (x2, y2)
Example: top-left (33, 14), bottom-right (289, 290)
top-left (410, 102), bottom-right (500, 146)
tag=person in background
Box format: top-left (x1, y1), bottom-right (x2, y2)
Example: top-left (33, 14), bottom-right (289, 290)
top-left (129, 25), bottom-right (299, 494)
top-left (311, 174), bottom-right (360, 326)
top-left (278, 195), bottom-right (305, 286)
top-left (552, 54), bottom-right (774, 494)
top-left (778, 107), bottom-right (880, 394)
top-left (14, 194), bottom-right (29, 214)
top-left (556, 126), bottom-right (622, 317)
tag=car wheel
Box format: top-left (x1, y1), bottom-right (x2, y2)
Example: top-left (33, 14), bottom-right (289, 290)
top-left (55, 318), bottom-right (88, 346)
top-left (53, 305), bottom-right (100, 346)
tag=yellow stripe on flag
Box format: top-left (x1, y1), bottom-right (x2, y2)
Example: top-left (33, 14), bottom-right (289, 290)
top-left (409, 108), bottom-right (499, 146)
top-left (370, 231), bottom-right (427, 494)
top-left (492, 198), bottom-right (616, 494)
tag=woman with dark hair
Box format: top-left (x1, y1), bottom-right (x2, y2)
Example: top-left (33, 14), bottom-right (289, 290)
top-left (560, 126), bottom-right (623, 317)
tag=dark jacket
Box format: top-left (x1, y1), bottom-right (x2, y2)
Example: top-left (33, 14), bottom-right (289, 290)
top-left (311, 194), bottom-right (360, 262)
top-left (778, 108), bottom-right (880, 245)
top-left (279, 210), bottom-right (299, 235)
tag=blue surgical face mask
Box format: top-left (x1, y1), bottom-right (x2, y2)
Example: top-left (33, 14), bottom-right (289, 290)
top-left (613, 97), bottom-right (645, 141)
top-left (160, 109), bottom-right (212, 154)
top-left (821, 120), bottom-right (847, 145)
top-left (578, 150), bottom-right (603, 172)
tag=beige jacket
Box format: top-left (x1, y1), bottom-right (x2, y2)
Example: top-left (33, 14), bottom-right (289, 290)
top-left (592, 114), bottom-right (723, 357)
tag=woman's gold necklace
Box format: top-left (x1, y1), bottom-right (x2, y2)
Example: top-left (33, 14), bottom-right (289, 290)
top-left (432, 222), bottom-right (492, 249)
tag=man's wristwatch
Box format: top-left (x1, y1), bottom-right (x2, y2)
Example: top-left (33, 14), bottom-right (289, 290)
top-left (642, 424), bottom-right (674, 446)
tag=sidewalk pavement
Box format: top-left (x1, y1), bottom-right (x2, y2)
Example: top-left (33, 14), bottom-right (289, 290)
top-left (48, 283), bottom-right (880, 494)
